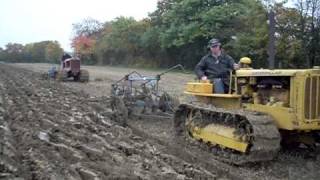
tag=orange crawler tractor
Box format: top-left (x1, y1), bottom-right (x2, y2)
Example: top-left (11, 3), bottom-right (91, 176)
top-left (49, 57), bottom-right (89, 82)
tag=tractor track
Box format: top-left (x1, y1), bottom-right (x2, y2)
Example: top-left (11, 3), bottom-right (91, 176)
top-left (173, 103), bottom-right (281, 165)
top-left (11, 63), bottom-right (320, 180)
top-left (126, 118), bottom-right (241, 180)
top-left (125, 113), bottom-right (320, 180)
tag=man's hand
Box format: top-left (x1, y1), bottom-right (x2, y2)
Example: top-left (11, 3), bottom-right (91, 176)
top-left (201, 76), bottom-right (207, 80)
top-left (233, 63), bottom-right (240, 70)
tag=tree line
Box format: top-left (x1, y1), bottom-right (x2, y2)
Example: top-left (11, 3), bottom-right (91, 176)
top-left (1, 0), bottom-right (319, 69)
top-left (0, 41), bottom-right (63, 64)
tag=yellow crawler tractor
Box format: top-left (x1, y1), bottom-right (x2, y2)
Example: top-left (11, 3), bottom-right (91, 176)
top-left (174, 58), bottom-right (320, 164)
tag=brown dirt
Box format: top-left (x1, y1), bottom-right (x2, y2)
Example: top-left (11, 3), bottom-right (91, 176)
top-left (0, 64), bottom-right (221, 179)
top-left (3, 63), bottom-right (320, 180)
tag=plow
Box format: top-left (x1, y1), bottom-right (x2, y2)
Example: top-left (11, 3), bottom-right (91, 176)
top-left (110, 64), bottom-right (185, 125)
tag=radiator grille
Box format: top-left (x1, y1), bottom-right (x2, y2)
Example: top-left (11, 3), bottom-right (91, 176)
top-left (305, 76), bottom-right (320, 120)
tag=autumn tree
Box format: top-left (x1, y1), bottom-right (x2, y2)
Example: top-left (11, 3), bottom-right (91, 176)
top-left (71, 18), bottom-right (103, 64)
top-left (71, 35), bottom-right (95, 56)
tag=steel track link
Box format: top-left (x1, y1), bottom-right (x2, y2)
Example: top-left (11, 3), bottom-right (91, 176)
top-left (174, 103), bottom-right (281, 165)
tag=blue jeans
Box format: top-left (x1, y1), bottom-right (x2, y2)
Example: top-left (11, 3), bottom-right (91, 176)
top-left (213, 78), bottom-right (225, 94)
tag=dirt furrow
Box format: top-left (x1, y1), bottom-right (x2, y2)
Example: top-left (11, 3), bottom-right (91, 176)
top-left (11, 63), bottom-right (320, 180)
top-left (0, 64), bottom-right (220, 179)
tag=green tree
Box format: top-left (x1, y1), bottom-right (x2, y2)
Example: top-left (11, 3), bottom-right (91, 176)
top-left (45, 41), bottom-right (63, 63)
top-left (294, 0), bottom-right (320, 67)
top-left (95, 17), bottom-right (151, 66)
top-left (23, 41), bottom-right (63, 63)
top-left (88, 0), bottom-right (318, 69)
top-left (4, 43), bottom-right (25, 62)
top-left (145, 0), bottom-right (270, 68)
top-left (271, 1), bottom-right (320, 68)
top-left (274, 4), bottom-right (303, 68)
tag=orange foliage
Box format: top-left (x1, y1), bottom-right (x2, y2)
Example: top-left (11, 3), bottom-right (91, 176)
top-left (71, 35), bottom-right (95, 55)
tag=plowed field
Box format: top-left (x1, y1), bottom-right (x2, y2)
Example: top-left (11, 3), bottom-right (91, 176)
top-left (1, 63), bottom-right (320, 180)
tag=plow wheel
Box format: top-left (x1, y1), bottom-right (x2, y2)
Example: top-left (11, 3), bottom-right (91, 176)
top-left (110, 96), bottom-right (128, 126)
top-left (158, 92), bottom-right (180, 113)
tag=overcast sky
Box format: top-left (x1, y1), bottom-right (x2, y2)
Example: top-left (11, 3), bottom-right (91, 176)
top-left (0, 0), bottom-right (295, 52)
top-left (0, 0), bottom-right (158, 51)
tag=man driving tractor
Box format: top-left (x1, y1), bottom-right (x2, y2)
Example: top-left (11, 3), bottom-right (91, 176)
top-left (195, 38), bottom-right (239, 93)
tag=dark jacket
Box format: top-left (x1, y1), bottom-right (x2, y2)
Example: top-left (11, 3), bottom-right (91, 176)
top-left (195, 53), bottom-right (235, 79)
top-left (61, 53), bottom-right (72, 62)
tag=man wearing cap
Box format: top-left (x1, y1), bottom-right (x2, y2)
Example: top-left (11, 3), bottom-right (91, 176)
top-left (61, 53), bottom-right (72, 62)
top-left (195, 38), bottom-right (238, 93)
